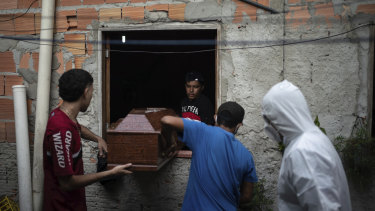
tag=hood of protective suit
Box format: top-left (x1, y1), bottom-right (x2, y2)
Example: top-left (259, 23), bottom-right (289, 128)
top-left (262, 80), bottom-right (316, 146)
top-left (262, 80), bottom-right (352, 211)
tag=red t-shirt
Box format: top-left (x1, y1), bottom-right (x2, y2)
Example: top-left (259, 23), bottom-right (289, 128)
top-left (43, 108), bottom-right (87, 211)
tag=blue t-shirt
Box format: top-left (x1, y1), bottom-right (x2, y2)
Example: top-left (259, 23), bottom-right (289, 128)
top-left (181, 118), bottom-right (258, 211)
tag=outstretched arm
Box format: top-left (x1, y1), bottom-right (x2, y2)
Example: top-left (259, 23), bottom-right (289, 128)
top-left (58, 163), bottom-right (132, 191)
top-left (161, 116), bottom-right (184, 132)
top-left (80, 125), bottom-right (107, 157)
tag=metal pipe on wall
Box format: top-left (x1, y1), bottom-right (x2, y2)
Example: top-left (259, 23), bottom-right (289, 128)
top-left (13, 85), bottom-right (32, 211)
top-left (33, 0), bottom-right (56, 210)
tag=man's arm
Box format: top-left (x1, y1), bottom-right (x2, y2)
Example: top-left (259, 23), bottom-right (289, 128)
top-left (239, 181), bottom-right (254, 206)
top-left (80, 125), bottom-right (107, 157)
top-left (161, 116), bottom-right (184, 132)
top-left (58, 163), bottom-right (132, 191)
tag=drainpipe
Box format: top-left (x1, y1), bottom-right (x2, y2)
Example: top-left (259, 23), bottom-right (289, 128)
top-left (33, 0), bottom-right (56, 210)
top-left (13, 85), bottom-right (32, 211)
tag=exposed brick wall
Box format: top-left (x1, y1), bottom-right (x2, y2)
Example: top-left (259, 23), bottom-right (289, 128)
top-left (232, 0), bottom-right (257, 23)
top-left (0, 76), bottom-right (4, 96)
top-left (14, 13), bottom-right (36, 35)
top-left (99, 8), bottom-right (122, 21)
top-left (0, 99), bottom-right (15, 120)
top-left (356, 4), bottom-right (375, 15)
top-left (0, 122), bottom-right (5, 141)
top-left (83, 0), bottom-right (105, 5)
top-left (18, 0), bottom-right (40, 9)
top-left (106, 0), bottom-right (128, 3)
top-left (77, 8), bottom-right (98, 30)
top-left (169, 4), bottom-right (186, 21)
top-left (2, 0), bottom-right (17, 10)
top-left (5, 122), bottom-right (15, 143)
top-left (64, 33), bottom-right (86, 55)
top-left (145, 4), bottom-right (168, 12)
top-left (75, 56), bottom-right (87, 69)
top-left (0, 52), bottom-right (16, 73)
top-left (60, 0), bottom-right (81, 7)
top-left (123, 6), bottom-right (144, 22)
top-left (4, 76), bottom-right (23, 96)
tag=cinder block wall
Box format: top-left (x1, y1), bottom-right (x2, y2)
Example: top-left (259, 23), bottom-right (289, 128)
top-left (1, 0), bottom-right (375, 210)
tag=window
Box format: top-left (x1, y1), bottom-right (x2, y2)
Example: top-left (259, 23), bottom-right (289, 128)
top-left (101, 27), bottom-right (218, 158)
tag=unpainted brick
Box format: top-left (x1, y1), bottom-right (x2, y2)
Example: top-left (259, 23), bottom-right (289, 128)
top-left (55, 10), bottom-right (76, 33)
top-left (0, 122), bottom-right (5, 142)
top-left (0, 0), bottom-right (17, 9)
top-left (5, 122), bottom-right (15, 143)
top-left (32, 53), bottom-right (39, 72)
top-left (77, 8), bottom-right (98, 30)
top-left (232, 0), bottom-right (257, 23)
top-left (0, 99), bottom-right (14, 120)
top-left (20, 53), bottom-right (31, 69)
top-left (0, 15), bottom-right (15, 36)
top-left (66, 59), bottom-right (73, 71)
top-left (4, 75), bottom-right (24, 96)
top-left (130, 0), bottom-right (146, 3)
top-left (286, 5), bottom-right (310, 28)
top-left (257, 0), bottom-right (269, 7)
top-left (67, 16), bottom-right (78, 30)
top-left (314, 3), bottom-right (340, 27)
top-left (87, 42), bottom-right (94, 55)
top-left (100, 8), bottom-right (122, 21)
top-left (15, 13), bottom-right (36, 35)
top-left (34, 13), bottom-right (41, 35)
top-left (356, 4), bottom-right (375, 15)
top-left (288, 0), bottom-right (300, 4)
top-left (122, 6), bottom-right (144, 21)
top-left (60, 0), bottom-right (81, 7)
top-left (83, 0), bottom-right (105, 5)
top-left (106, 0), bottom-right (128, 3)
top-left (55, 51), bottom-right (64, 74)
top-left (0, 76), bottom-right (4, 96)
top-left (17, 0), bottom-right (40, 9)
top-left (146, 4), bottom-right (169, 12)
top-left (27, 99), bottom-right (32, 115)
top-left (75, 56), bottom-right (87, 69)
top-left (169, 4), bottom-right (186, 21)
top-left (0, 52), bottom-right (16, 73)
top-left (63, 33), bottom-right (86, 55)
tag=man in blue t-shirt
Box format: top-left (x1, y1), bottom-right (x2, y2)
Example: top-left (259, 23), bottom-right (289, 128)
top-left (161, 101), bottom-right (258, 210)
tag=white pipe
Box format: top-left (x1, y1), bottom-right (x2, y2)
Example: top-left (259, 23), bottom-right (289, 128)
top-left (33, 0), bottom-right (56, 210)
top-left (13, 85), bottom-right (32, 211)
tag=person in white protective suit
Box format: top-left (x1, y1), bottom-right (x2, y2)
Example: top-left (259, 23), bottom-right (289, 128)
top-left (262, 80), bottom-right (351, 211)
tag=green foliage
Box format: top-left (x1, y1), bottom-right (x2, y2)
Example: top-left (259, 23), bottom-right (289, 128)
top-left (314, 116), bottom-right (327, 135)
top-left (239, 179), bottom-right (273, 211)
top-left (334, 117), bottom-right (375, 192)
top-left (278, 142), bottom-right (285, 154)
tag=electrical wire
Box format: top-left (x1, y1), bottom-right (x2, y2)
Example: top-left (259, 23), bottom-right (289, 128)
top-left (0, 0), bottom-right (38, 22)
top-left (8, 22), bottom-right (372, 54)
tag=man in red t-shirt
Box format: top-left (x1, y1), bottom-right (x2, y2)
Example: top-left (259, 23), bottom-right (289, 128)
top-left (43, 69), bottom-right (132, 211)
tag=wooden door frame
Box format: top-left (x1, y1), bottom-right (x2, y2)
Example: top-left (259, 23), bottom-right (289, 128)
top-left (97, 23), bottom-right (221, 137)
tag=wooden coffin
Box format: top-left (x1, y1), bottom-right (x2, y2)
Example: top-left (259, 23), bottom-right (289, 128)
top-left (106, 108), bottom-right (179, 171)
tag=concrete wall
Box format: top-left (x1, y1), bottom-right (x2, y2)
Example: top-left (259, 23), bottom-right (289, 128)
top-left (0, 0), bottom-right (375, 210)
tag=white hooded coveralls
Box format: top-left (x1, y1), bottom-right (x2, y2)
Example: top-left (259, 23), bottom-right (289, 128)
top-left (262, 80), bottom-right (351, 211)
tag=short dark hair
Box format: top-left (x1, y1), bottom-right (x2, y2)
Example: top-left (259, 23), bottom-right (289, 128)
top-left (58, 69), bottom-right (93, 102)
top-left (217, 101), bottom-right (245, 128)
top-left (185, 72), bottom-right (204, 85)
